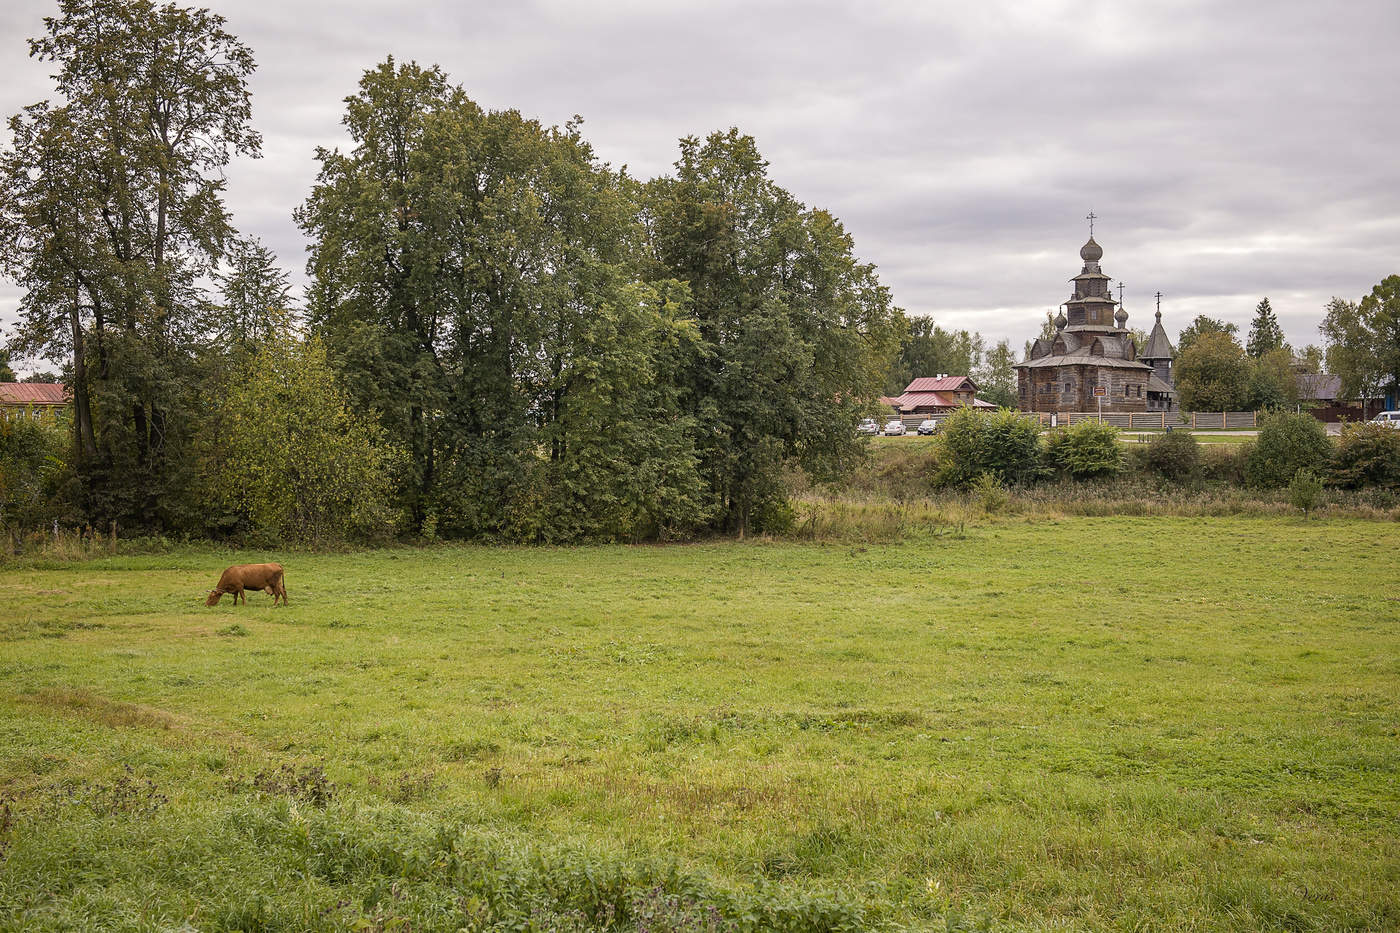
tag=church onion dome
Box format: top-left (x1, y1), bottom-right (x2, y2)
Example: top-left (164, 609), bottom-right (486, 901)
top-left (1054, 309), bottom-right (1067, 330)
top-left (1114, 306), bottom-right (1128, 327)
top-left (1080, 237), bottom-right (1103, 262)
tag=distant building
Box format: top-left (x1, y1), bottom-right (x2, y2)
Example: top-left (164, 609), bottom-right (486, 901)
top-left (888, 375), bottom-right (996, 416)
top-left (0, 383), bottom-right (69, 423)
top-left (1015, 234), bottom-right (1175, 412)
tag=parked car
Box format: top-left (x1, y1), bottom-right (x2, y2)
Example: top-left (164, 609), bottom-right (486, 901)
top-left (883, 420), bottom-right (906, 436)
top-left (857, 418), bottom-right (879, 436)
top-left (916, 419), bottom-right (939, 435)
top-left (1369, 411), bottom-right (1400, 428)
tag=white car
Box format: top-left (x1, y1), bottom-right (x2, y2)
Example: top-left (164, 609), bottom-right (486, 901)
top-left (856, 418), bottom-right (879, 436)
top-left (883, 420), bottom-right (906, 436)
top-left (1369, 411), bottom-right (1400, 428)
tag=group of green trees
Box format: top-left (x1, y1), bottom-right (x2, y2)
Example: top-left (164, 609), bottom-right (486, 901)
top-left (1174, 299), bottom-right (1318, 412)
top-left (883, 318), bottom-right (1017, 407)
top-left (1174, 285), bottom-right (1400, 414)
top-left (0, 0), bottom-right (898, 544)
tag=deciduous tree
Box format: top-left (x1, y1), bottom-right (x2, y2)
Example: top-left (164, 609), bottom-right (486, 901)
top-left (1320, 296), bottom-right (1384, 418)
top-left (1175, 330), bottom-right (1250, 411)
top-left (641, 129), bottom-right (900, 533)
top-left (0, 0), bottom-right (259, 526)
top-left (1177, 315), bottom-right (1238, 355)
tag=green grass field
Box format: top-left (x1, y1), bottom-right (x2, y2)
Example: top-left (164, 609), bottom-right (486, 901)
top-left (2, 517), bottom-right (1398, 930)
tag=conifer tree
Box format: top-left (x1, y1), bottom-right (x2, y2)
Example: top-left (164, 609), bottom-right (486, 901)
top-left (1247, 297), bottom-right (1285, 357)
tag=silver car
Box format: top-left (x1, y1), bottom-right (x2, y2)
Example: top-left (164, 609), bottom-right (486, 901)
top-left (883, 420), bottom-right (906, 436)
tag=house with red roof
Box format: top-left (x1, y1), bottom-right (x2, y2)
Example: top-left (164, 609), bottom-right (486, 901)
top-left (0, 383), bottom-right (69, 424)
top-left (887, 375), bottom-right (996, 416)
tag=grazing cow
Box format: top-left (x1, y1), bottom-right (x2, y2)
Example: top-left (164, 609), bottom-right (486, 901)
top-left (206, 563), bottom-right (287, 607)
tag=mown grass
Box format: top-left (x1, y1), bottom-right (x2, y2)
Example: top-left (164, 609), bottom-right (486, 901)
top-left (2, 518), bottom-right (1398, 931)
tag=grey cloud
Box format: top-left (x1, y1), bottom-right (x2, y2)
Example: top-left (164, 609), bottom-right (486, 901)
top-left (2, 0), bottom-right (1397, 367)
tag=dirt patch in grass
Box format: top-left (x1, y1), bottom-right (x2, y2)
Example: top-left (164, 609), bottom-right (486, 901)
top-left (21, 687), bottom-right (184, 732)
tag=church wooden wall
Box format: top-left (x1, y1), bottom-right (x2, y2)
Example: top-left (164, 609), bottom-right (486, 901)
top-left (1017, 364), bottom-right (1149, 413)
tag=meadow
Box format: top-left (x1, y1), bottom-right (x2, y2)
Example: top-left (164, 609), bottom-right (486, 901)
top-left (1, 517), bottom-right (1398, 931)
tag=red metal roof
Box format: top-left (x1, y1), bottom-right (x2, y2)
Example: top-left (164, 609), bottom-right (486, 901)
top-left (893, 391), bottom-right (996, 411)
top-left (904, 375), bottom-right (977, 393)
top-left (0, 383), bottom-right (68, 405)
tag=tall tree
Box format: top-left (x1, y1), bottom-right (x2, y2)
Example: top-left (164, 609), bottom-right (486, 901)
top-left (1361, 275), bottom-right (1400, 404)
top-left (1320, 296), bottom-right (1384, 418)
top-left (1177, 315), bottom-right (1238, 355)
top-left (0, 0), bottom-right (259, 525)
top-left (642, 129), bottom-right (899, 533)
top-left (887, 314), bottom-right (984, 395)
top-left (1175, 330), bottom-right (1251, 411)
top-left (0, 349), bottom-right (14, 382)
top-left (976, 339), bottom-right (1017, 408)
top-left (1246, 297), bottom-right (1285, 358)
top-left (301, 60), bottom-right (707, 540)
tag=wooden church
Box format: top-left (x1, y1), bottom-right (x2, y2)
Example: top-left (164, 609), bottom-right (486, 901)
top-left (1015, 229), bottom-right (1175, 413)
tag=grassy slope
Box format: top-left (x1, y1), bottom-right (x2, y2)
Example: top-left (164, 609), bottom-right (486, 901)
top-left (1, 517), bottom-right (1398, 930)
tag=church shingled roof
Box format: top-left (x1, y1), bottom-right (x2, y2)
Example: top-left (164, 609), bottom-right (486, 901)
top-left (1141, 311), bottom-right (1175, 360)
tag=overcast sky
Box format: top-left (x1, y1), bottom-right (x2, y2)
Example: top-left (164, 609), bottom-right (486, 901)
top-left (2, 0), bottom-right (1397, 372)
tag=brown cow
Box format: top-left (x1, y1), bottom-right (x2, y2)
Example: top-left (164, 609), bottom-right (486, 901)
top-left (206, 563), bottom-right (287, 607)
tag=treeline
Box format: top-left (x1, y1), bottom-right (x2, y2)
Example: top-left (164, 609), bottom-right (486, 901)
top-left (1173, 287), bottom-right (1400, 412)
top-left (0, 0), bottom-right (900, 545)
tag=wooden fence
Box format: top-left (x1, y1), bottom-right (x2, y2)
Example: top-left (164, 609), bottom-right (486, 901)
top-left (888, 410), bottom-right (1258, 432)
top-left (1028, 411), bottom-right (1257, 430)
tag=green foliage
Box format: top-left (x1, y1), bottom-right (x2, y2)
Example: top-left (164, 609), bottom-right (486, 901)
top-left (214, 237), bottom-right (293, 346)
top-left (970, 471), bottom-right (1009, 513)
top-left (975, 339), bottom-right (1018, 408)
top-left (1176, 330), bottom-right (1251, 411)
top-left (1247, 347), bottom-right (1299, 410)
top-left (1288, 468), bottom-right (1324, 515)
top-left (1043, 419), bottom-right (1123, 479)
top-left (1198, 443), bottom-right (1248, 485)
top-left (0, 416), bottom-right (71, 532)
top-left (197, 333), bottom-right (401, 544)
top-left (0, 0), bottom-right (260, 528)
top-left (934, 407), bottom-right (1042, 487)
top-left (884, 314), bottom-right (984, 396)
top-left (1245, 412), bottom-right (1332, 488)
top-left (1330, 422), bottom-right (1400, 489)
top-left (0, 348), bottom-right (14, 381)
top-left (301, 62), bottom-right (754, 543)
top-left (641, 128), bottom-right (900, 534)
top-left (1246, 297), bottom-right (1285, 358)
top-left (1360, 274), bottom-right (1400, 403)
top-left (1321, 296), bottom-right (1384, 412)
top-left (1176, 315), bottom-right (1238, 355)
top-left (1140, 430), bottom-right (1201, 481)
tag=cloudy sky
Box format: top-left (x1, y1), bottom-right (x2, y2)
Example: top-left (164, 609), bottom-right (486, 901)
top-left (2, 0), bottom-right (1397, 370)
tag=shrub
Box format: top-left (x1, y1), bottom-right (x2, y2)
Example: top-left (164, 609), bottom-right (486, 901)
top-left (1199, 443), bottom-right (1248, 484)
top-left (970, 471), bottom-right (1009, 513)
top-left (934, 408), bottom-right (1042, 488)
top-left (1044, 419), bottom-right (1123, 480)
top-left (1244, 412), bottom-right (1332, 488)
top-left (0, 417), bottom-right (74, 537)
top-left (197, 334), bottom-right (403, 545)
top-left (1289, 469), bottom-right (1324, 515)
top-left (1330, 422), bottom-right (1400, 489)
top-left (1139, 430), bottom-right (1200, 481)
